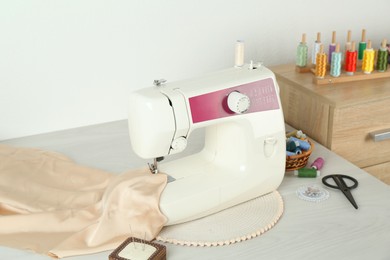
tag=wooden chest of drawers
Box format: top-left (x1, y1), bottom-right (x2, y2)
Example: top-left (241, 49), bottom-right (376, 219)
top-left (271, 64), bottom-right (390, 184)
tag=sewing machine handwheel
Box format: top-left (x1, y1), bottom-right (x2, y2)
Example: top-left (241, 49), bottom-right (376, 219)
top-left (170, 136), bottom-right (187, 153)
top-left (227, 91), bottom-right (250, 114)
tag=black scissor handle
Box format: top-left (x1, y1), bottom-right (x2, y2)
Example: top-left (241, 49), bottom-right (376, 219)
top-left (322, 174), bottom-right (358, 190)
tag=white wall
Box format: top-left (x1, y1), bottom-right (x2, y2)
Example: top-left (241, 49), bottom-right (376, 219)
top-left (1, 0), bottom-right (389, 140)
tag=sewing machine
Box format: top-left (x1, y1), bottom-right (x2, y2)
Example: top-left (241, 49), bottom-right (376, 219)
top-left (128, 64), bottom-right (286, 225)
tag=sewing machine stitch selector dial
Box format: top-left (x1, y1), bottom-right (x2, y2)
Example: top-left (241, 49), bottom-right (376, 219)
top-left (227, 91), bottom-right (251, 114)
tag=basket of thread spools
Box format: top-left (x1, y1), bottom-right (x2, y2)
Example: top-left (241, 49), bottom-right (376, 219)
top-left (285, 130), bottom-right (314, 171)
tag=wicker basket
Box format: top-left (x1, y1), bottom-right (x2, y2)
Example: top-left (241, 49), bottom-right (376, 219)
top-left (285, 139), bottom-right (314, 171)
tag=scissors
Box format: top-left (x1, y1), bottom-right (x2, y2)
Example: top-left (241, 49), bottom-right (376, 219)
top-left (322, 174), bottom-right (359, 209)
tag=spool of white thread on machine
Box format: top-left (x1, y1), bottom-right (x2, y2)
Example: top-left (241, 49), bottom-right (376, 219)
top-left (235, 40), bottom-right (245, 67)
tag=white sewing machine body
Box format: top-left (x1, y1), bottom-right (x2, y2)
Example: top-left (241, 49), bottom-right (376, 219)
top-left (128, 64), bottom-right (285, 225)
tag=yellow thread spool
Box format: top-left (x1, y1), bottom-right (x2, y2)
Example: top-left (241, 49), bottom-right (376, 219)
top-left (362, 40), bottom-right (375, 74)
top-left (315, 44), bottom-right (327, 78)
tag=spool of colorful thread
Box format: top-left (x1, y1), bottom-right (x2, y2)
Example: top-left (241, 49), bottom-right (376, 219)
top-left (294, 168), bottom-right (320, 178)
top-left (362, 40), bottom-right (375, 74)
top-left (293, 157), bottom-right (324, 178)
top-left (286, 150), bottom-right (300, 156)
top-left (387, 43), bottom-right (390, 64)
top-left (288, 137), bottom-right (310, 151)
top-left (293, 147), bottom-right (302, 155)
top-left (296, 33), bottom-right (308, 67)
top-left (328, 31), bottom-right (336, 63)
top-left (286, 148), bottom-right (302, 156)
top-left (315, 44), bottom-right (327, 78)
top-left (312, 32), bottom-right (321, 65)
top-left (310, 157), bottom-right (325, 170)
top-left (345, 41), bottom-right (357, 75)
top-left (330, 43), bottom-right (341, 77)
top-left (286, 130), bottom-right (310, 157)
top-left (286, 136), bottom-right (310, 157)
top-left (358, 29), bottom-right (367, 60)
top-left (376, 39), bottom-right (388, 72)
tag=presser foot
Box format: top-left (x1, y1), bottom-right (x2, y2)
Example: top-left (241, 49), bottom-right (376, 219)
top-left (148, 157), bottom-right (164, 174)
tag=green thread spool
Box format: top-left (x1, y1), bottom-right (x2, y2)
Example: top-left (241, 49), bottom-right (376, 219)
top-left (294, 168), bottom-right (320, 178)
top-left (358, 42), bottom-right (366, 60)
top-left (296, 33), bottom-right (308, 67)
top-left (376, 39), bottom-right (388, 72)
top-left (377, 50), bottom-right (388, 72)
top-left (358, 29), bottom-right (367, 60)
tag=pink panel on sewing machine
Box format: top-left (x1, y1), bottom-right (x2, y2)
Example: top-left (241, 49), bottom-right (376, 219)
top-left (189, 78), bottom-right (279, 123)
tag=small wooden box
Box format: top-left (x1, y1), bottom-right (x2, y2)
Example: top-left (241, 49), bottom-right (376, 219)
top-left (109, 237), bottom-right (166, 260)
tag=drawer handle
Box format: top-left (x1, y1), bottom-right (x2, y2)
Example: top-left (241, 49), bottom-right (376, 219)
top-left (370, 129), bottom-right (390, 142)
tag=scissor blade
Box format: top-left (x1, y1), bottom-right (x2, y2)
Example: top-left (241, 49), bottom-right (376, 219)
top-left (341, 188), bottom-right (358, 209)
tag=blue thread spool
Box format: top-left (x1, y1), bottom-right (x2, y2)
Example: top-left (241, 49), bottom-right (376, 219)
top-left (293, 147), bottom-right (302, 155)
top-left (330, 44), bottom-right (342, 77)
top-left (288, 137), bottom-right (311, 151)
top-left (286, 151), bottom-right (296, 156)
top-left (286, 148), bottom-right (302, 156)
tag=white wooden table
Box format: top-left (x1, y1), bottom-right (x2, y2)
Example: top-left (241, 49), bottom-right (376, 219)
top-left (1, 120), bottom-right (390, 260)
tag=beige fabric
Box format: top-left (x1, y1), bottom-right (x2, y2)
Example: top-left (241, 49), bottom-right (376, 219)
top-left (0, 144), bottom-right (167, 258)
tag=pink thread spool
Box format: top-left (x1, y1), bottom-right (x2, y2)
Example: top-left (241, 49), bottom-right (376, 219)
top-left (310, 157), bottom-right (324, 170)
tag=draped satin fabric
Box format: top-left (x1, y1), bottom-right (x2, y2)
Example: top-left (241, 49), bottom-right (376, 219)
top-left (0, 144), bottom-right (167, 258)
